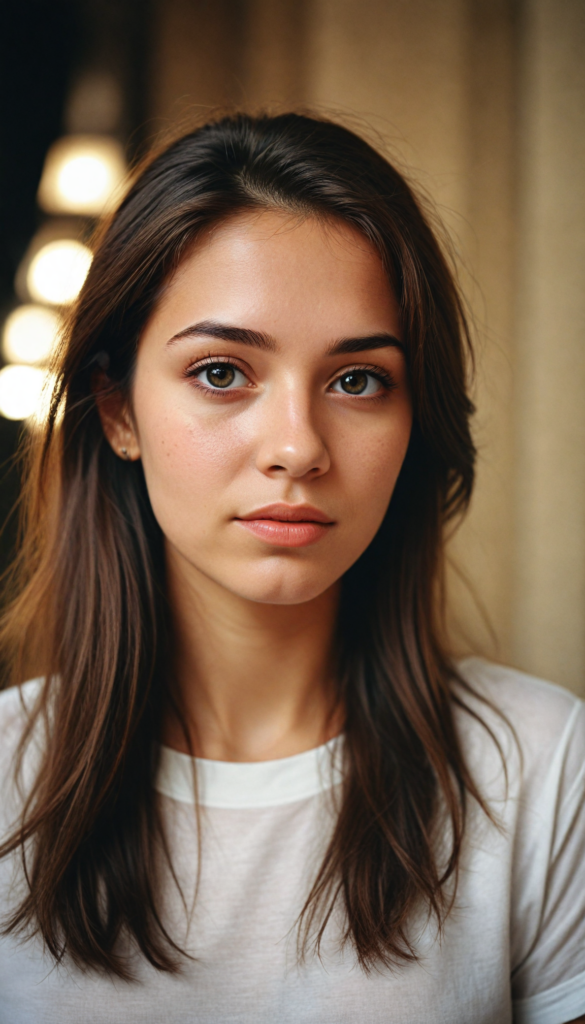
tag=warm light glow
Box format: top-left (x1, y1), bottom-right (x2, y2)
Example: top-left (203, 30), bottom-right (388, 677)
top-left (38, 135), bottom-right (127, 216)
top-left (26, 240), bottom-right (92, 306)
top-left (0, 365), bottom-right (47, 421)
top-left (57, 154), bottom-right (112, 207)
top-left (2, 305), bottom-right (62, 365)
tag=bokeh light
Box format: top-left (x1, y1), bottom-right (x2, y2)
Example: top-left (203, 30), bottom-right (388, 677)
top-left (37, 135), bottom-right (126, 216)
top-left (58, 154), bottom-right (111, 208)
top-left (26, 239), bottom-right (92, 306)
top-left (0, 365), bottom-right (48, 421)
top-left (2, 305), bottom-right (62, 365)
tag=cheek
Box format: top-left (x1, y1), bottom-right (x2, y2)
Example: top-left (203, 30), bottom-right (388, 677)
top-left (335, 418), bottom-right (411, 524)
top-left (134, 391), bottom-right (251, 524)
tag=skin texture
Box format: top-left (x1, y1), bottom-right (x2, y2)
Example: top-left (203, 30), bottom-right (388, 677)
top-left (99, 210), bottom-right (412, 760)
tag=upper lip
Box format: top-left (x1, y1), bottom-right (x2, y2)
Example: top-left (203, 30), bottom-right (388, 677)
top-left (237, 503), bottom-right (334, 524)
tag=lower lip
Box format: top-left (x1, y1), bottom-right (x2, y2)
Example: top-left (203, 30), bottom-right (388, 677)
top-left (235, 519), bottom-right (332, 547)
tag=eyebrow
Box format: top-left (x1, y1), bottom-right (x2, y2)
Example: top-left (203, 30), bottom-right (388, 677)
top-left (167, 320), bottom-right (276, 351)
top-left (167, 319), bottom-right (403, 355)
top-left (326, 333), bottom-right (403, 355)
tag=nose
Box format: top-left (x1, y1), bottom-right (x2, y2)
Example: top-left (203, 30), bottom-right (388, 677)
top-left (254, 388), bottom-right (330, 479)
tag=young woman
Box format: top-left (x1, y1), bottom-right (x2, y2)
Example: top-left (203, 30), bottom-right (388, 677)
top-left (0, 113), bottom-right (583, 1024)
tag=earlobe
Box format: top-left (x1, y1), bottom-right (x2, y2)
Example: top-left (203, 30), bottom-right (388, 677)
top-left (92, 371), bottom-right (141, 461)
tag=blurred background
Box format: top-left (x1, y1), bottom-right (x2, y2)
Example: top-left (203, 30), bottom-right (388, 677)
top-left (0, 0), bottom-right (583, 695)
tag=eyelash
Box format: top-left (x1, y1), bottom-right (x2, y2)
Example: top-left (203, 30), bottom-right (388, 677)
top-left (183, 355), bottom-right (398, 399)
top-left (340, 364), bottom-right (398, 396)
top-left (183, 356), bottom-right (250, 398)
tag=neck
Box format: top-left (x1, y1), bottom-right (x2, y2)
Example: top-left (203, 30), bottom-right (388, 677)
top-left (163, 544), bottom-right (342, 762)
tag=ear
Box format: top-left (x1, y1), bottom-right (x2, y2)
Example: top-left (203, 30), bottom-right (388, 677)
top-left (92, 371), bottom-right (141, 461)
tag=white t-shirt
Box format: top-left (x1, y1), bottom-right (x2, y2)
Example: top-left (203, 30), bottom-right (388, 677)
top-left (0, 658), bottom-right (584, 1024)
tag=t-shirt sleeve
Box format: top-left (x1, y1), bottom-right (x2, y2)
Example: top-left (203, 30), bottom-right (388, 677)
top-left (511, 699), bottom-right (585, 1024)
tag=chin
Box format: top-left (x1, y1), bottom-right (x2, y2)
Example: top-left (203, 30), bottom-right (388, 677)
top-left (228, 560), bottom-right (338, 606)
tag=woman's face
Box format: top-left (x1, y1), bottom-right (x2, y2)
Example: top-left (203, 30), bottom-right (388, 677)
top-left (124, 210), bottom-right (412, 605)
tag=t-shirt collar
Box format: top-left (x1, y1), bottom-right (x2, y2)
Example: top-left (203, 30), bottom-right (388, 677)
top-left (155, 735), bottom-right (343, 809)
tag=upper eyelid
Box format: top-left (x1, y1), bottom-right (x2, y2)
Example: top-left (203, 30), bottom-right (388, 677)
top-left (329, 363), bottom-right (397, 384)
top-left (184, 356), bottom-right (397, 387)
top-left (184, 353), bottom-right (394, 371)
top-left (331, 362), bottom-right (392, 374)
top-left (184, 354), bottom-right (253, 376)
top-left (333, 362), bottom-right (393, 374)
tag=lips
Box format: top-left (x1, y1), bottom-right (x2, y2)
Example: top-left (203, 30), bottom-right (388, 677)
top-left (235, 503), bottom-right (335, 548)
top-left (238, 503), bottom-right (333, 524)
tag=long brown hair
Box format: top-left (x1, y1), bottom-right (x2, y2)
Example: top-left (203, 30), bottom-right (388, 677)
top-left (0, 113), bottom-right (488, 977)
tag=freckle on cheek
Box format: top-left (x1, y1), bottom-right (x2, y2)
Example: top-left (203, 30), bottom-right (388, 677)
top-left (183, 418), bottom-right (250, 466)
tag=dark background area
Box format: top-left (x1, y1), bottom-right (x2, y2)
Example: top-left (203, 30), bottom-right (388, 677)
top-left (0, 0), bottom-right (153, 576)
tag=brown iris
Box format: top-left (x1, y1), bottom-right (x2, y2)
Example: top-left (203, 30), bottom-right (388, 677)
top-left (206, 365), bottom-right (236, 388)
top-left (339, 370), bottom-right (368, 394)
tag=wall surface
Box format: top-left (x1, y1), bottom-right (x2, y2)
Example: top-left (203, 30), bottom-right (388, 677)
top-left (513, 0), bottom-right (585, 690)
top-left (150, 0), bottom-right (585, 695)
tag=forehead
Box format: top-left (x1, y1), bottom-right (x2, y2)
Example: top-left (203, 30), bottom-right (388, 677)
top-left (147, 210), bottom-right (400, 346)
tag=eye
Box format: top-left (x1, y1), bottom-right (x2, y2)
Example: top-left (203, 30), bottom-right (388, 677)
top-left (194, 363), bottom-right (248, 390)
top-left (331, 370), bottom-right (383, 397)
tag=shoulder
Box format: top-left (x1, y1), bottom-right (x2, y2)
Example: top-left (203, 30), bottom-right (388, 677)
top-left (0, 678), bottom-right (44, 712)
top-left (454, 657), bottom-right (584, 810)
top-left (0, 680), bottom-right (44, 808)
top-left (0, 679), bottom-right (44, 743)
top-left (456, 656), bottom-right (583, 749)
top-left (456, 665), bottom-right (585, 1014)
